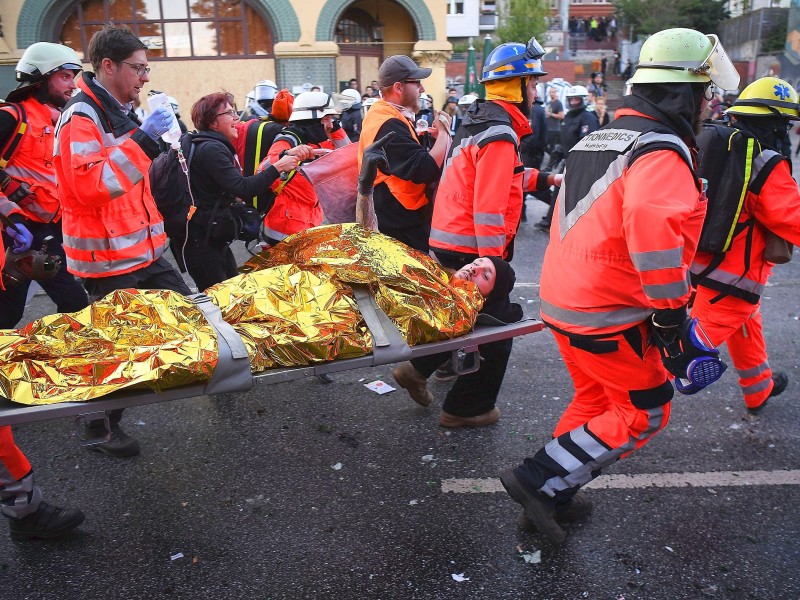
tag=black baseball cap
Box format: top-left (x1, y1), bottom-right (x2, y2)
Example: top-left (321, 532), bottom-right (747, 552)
top-left (378, 55), bottom-right (432, 87)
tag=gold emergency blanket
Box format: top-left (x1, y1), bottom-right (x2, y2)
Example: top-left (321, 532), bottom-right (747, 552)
top-left (0, 289), bottom-right (217, 405)
top-left (0, 224), bottom-right (482, 405)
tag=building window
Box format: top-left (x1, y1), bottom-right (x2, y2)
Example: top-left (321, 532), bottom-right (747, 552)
top-left (60, 0), bottom-right (274, 59)
top-left (335, 8), bottom-right (378, 44)
top-left (448, 0), bottom-right (465, 15)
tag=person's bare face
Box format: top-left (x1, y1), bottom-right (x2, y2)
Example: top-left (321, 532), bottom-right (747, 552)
top-left (399, 79), bottom-right (424, 112)
top-left (454, 257), bottom-right (497, 296)
top-left (47, 69), bottom-right (78, 108)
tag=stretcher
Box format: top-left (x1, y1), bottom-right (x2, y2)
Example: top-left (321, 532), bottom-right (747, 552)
top-left (0, 285), bottom-right (544, 429)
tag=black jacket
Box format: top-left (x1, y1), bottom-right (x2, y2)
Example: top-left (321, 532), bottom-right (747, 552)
top-left (561, 107), bottom-right (600, 153)
top-left (187, 129), bottom-right (279, 241)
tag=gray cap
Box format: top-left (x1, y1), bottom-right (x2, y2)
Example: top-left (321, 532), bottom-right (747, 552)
top-left (378, 55), bottom-right (432, 87)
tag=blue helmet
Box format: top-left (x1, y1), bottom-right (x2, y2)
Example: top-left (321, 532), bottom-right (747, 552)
top-left (480, 37), bottom-right (547, 83)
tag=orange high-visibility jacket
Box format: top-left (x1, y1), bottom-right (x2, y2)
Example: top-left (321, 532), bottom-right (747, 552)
top-left (358, 100), bottom-right (428, 211)
top-left (260, 127), bottom-right (348, 242)
top-left (54, 73), bottom-right (166, 278)
top-left (429, 99), bottom-right (548, 259)
top-left (540, 109), bottom-right (706, 336)
top-left (0, 98), bottom-right (62, 223)
top-left (691, 155), bottom-right (800, 303)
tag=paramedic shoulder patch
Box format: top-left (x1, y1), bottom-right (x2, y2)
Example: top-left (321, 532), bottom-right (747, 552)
top-left (571, 128), bottom-right (641, 153)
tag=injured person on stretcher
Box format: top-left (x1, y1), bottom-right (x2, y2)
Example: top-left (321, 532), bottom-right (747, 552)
top-left (0, 132), bottom-right (532, 414)
top-left (0, 223), bottom-right (526, 407)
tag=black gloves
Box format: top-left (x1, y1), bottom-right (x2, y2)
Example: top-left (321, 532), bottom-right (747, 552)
top-left (358, 132), bottom-right (395, 196)
top-left (0, 169), bottom-right (32, 204)
top-left (650, 309), bottom-right (727, 394)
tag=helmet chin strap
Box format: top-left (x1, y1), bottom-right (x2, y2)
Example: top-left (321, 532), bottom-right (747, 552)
top-left (518, 79), bottom-right (531, 117)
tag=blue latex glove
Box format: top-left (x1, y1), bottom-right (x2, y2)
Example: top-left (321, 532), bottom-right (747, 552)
top-left (140, 106), bottom-right (174, 141)
top-left (9, 222), bottom-right (34, 253)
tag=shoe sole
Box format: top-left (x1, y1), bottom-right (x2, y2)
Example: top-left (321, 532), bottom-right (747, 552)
top-left (500, 470), bottom-right (565, 545)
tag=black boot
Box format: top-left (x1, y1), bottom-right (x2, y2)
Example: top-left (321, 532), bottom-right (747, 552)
top-left (7, 502), bottom-right (85, 541)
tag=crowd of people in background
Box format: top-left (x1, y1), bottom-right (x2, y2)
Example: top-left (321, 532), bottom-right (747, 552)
top-left (3, 22), bottom-right (799, 556)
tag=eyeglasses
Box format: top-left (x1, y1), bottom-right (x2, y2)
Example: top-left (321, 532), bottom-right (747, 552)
top-left (120, 61), bottom-right (150, 77)
top-left (401, 79), bottom-right (421, 86)
top-left (216, 109), bottom-right (239, 118)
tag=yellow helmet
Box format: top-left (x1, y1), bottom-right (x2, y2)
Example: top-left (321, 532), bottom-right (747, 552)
top-left (726, 77), bottom-right (800, 120)
top-left (631, 28), bottom-right (739, 91)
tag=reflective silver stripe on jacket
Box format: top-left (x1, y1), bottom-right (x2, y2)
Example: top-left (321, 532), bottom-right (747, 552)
top-left (630, 247), bottom-right (683, 272)
top-left (263, 226), bottom-right (288, 242)
top-left (539, 299), bottom-right (651, 329)
top-left (642, 272), bottom-right (691, 300)
top-left (559, 131), bottom-right (691, 239)
top-left (4, 164), bottom-right (57, 186)
top-left (689, 261), bottom-right (766, 296)
top-left (428, 228), bottom-right (505, 251)
top-left (69, 139), bottom-right (103, 157)
top-left (442, 124), bottom-right (518, 177)
top-left (538, 407), bottom-right (667, 496)
top-left (109, 147), bottom-right (144, 186)
top-left (54, 102), bottom-right (132, 155)
top-left (64, 222), bottom-right (165, 252)
top-left (66, 249), bottom-right (158, 275)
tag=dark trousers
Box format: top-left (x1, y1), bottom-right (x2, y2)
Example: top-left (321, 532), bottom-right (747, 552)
top-left (0, 221), bottom-right (89, 328)
top-left (414, 249), bottom-right (513, 417)
top-left (411, 338), bottom-right (514, 417)
top-left (183, 238), bottom-right (238, 293)
top-left (85, 255), bottom-right (192, 300)
top-left (83, 255), bottom-right (191, 427)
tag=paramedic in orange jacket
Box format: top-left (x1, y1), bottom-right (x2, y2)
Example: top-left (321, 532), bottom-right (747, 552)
top-left (429, 38), bottom-right (561, 263)
top-left (357, 55), bottom-right (452, 253)
top-left (691, 77), bottom-right (800, 414)
top-left (54, 25), bottom-right (192, 458)
top-left (499, 29), bottom-right (739, 545)
top-left (0, 226), bottom-right (85, 540)
top-left (260, 91), bottom-right (350, 245)
top-left (0, 42), bottom-right (89, 328)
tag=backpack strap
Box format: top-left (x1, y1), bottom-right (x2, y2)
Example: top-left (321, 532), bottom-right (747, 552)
top-left (0, 103), bottom-right (28, 169)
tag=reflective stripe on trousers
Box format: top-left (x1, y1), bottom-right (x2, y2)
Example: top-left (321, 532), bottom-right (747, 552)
top-left (0, 426), bottom-right (41, 519)
top-left (514, 326), bottom-right (672, 503)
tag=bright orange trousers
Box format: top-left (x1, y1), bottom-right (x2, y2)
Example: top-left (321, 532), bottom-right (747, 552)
top-left (691, 286), bottom-right (773, 410)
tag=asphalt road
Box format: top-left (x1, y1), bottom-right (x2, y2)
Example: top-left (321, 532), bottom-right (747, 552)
top-left (1, 198), bottom-right (799, 599)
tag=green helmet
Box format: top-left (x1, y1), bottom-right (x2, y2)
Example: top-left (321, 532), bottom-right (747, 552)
top-left (726, 77), bottom-right (800, 120)
top-left (631, 28), bottom-right (739, 91)
top-left (7, 42), bottom-right (82, 102)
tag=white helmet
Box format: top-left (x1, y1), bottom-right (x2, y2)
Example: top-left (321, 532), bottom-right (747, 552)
top-left (290, 91), bottom-right (340, 121)
top-left (8, 42), bottom-right (82, 102)
top-left (254, 79), bottom-right (278, 102)
top-left (362, 97), bottom-right (378, 118)
top-left (458, 94), bottom-right (478, 107)
top-left (418, 93), bottom-right (431, 111)
top-left (565, 85), bottom-right (589, 110)
top-left (338, 88), bottom-right (362, 110)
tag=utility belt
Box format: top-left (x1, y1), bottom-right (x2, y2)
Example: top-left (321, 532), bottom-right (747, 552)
top-left (543, 319), bottom-right (647, 356)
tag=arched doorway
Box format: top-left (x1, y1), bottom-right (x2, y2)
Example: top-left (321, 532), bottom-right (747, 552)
top-left (334, 7), bottom-right (382, 94)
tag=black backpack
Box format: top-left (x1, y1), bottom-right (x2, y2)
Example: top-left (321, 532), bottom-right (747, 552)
top-left (695, 121), bottom-right (782, 254)
top-left (149, 132), bottom-right (200, 239)
top-left (692, 121), bottom-right (786, 302)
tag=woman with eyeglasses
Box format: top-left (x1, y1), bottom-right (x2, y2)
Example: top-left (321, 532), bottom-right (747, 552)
top-left (181, 91), bottom-right (309, 291)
